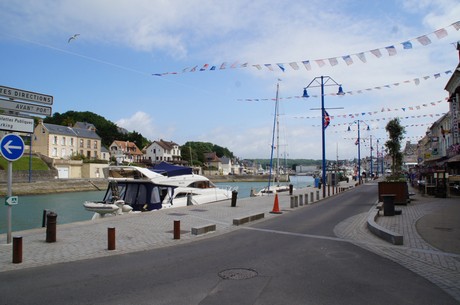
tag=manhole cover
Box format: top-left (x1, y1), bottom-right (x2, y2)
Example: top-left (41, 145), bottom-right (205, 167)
top-left (218, 268), bottom-right (258, 280)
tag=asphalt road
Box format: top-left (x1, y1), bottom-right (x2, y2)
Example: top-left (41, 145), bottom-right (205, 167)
top-left (1, 184), bottom-right (457, 305)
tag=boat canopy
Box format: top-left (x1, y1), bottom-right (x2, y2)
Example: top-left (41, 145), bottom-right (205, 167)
top-left (150, 162), bottom-right (193, 177)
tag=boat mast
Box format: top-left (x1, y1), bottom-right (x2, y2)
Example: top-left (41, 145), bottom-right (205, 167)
top-left (267, 82), bottom-right (280, 190)
top-left (275, 82), bottom-right (280, 183)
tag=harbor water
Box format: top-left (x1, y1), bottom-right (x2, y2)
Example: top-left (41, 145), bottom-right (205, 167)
top-left (0, 176), bottom-right (313, 234)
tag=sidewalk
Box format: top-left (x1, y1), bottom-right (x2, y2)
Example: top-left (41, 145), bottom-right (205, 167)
top-left (1, 181), bottom-right (459, 301)
top-left (335, 182), bottom-right (460, 302)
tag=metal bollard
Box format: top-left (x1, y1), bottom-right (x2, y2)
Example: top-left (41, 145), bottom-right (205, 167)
top-left (231, 190), bottom-right (238, 207)
top-left (305, 193), bottom-right (309, 204)
top-left (290, 196), bottom-right (295, 208)
top-left (294, 196), bottom-right (298, 207)
top-left (328, 185), bottom-right (330, 197)
top-left (108, 227), bottom-right (116, 250)
top-left (12, 236), bottom-right (22, 264)
top-left (299, 194), bottom-right (303, 206)
top-left (383, 194), bottom-right (396, 216)
top-left (174, 220), bottom-right (181, 240)
top-left (316, 190), bottom-right (320, 201)
top-left (289, 184), bottom-right (293, 195)
top-left (310, 192), bottom-right (314, 203)
top-left (46, 212), bottom-right (57, 243)
top-left (187, 193), bottom-right (192, 206)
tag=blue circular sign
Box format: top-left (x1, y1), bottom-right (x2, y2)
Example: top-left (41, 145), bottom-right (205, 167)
top-left (0, 134), bottom-right (25, 161)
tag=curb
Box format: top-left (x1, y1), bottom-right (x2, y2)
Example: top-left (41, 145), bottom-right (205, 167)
top-left (366, 205), bottom-right (404, 245)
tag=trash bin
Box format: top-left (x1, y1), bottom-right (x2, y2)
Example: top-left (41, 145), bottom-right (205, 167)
top-left (382, 194), bottom-right (396, 216)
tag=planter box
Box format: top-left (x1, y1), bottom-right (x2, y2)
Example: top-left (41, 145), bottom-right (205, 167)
top-left (378, 181), bottom-right (409, 205)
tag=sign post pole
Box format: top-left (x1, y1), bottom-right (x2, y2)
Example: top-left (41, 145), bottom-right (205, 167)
top-left (1, 134), bottom-right (25, 244)
top-left (7, 161), bottom-right (12, 244)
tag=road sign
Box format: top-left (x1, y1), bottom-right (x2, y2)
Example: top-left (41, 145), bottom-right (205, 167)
top-left (0, 114), bottom-right (34, 133)
top-left (0, 98), bottom-right (52, 117)
top-left (5, 196), bottom-right (18, 206)
top-left (0, 134), bottom-right (25, 161)
top-left (0, 85), bottom-right (53, 105)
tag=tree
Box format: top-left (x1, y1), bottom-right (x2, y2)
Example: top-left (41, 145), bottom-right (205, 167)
top-left (385, 118), bottom-right (405, 174)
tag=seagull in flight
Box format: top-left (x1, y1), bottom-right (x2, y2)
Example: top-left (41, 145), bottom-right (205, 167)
top-left (68, 34), bottom-right (80, 43)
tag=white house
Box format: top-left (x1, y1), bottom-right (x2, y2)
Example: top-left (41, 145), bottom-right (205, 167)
top-left (144, 139), bottom-right (182, 164)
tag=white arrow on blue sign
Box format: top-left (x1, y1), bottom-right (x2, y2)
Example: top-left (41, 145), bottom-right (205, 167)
top-left (0, 134), bottom-right (25, 161)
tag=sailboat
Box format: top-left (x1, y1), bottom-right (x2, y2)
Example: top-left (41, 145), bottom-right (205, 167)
top-left (255, 82), bottom-right (293, 196)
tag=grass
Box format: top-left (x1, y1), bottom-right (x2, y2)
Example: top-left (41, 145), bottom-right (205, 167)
top-left (0, 156), bottom-right (49, 171)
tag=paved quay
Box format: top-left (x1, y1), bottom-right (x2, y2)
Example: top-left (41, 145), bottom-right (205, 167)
top-left (1, 181), bottom-right (459, 302)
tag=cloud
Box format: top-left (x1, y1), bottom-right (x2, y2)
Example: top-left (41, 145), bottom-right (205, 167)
top-left (116, 111), bottom-right (156, 140)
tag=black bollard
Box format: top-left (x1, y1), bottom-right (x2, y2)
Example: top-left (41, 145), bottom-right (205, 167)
top-left (46, 212), bottom-right (57, 243)
top-left (231, 190), bottom-right (238, 207)
top-left (383, 194), bottom-right (396, 216)
top-left (289, 184), bottom-right (293, 195)
top-left (12, 236), bottom-right (22, 264)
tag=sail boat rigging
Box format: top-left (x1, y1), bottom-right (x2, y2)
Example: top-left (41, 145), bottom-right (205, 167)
top-left (255, 81), bottom-right (292, 196)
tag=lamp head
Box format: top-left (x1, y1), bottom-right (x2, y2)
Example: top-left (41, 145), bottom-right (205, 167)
top-left (302, 88), bottom-right (309, 98)
top-left (337, 85), bottom-right (345, 96)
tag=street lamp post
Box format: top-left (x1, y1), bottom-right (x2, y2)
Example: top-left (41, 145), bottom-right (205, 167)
top-left (370, 135), bottom-right (373, 177)
top-left (303, 76), bottom-right (344, 198)
top-left (348, 120), bottom-right (370, 184)
top-left (376, 139), bottom-right (379, 177)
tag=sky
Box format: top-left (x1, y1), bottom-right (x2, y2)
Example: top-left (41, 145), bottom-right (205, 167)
top-left (0, 0), bottom-right (459, 161)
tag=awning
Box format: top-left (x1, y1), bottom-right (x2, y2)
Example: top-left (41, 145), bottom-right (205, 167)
top-left (447, 154), bottom-right (460, 163)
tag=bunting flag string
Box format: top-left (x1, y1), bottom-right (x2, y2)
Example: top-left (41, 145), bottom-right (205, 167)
top-left (153, 21), bottom-right (460, 76)
top-left (237, 69), bottom-right (453, 102)
top-left (308, 114), bottom-right (446, 129)
top-left (293, 98), bottom-right (447, 120)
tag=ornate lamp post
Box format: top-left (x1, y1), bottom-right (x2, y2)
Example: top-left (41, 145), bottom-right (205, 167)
top-left (303, 76), bottom-right (344, 197)
top-left (348, 120), bottom-right (370, 184)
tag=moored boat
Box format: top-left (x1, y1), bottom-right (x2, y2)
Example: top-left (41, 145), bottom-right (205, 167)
top-left (83, 164), bottom-right (236, 218)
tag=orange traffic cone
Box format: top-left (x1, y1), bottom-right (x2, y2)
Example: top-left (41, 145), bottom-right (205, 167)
top-left (270, 193), bottom-right (282, 214)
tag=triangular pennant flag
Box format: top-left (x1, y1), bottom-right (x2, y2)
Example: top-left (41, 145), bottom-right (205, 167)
top-left (356, 52), bottom-right (367, 63)
top-left (289, 62), bottom-right (299, 70)
top-left (417, 35), bottom-right (431, 45)
top-left (220, 62), bottom-right (227, 69)
top-left (342, 55), bottom-right (353, 65)
top-left (414, 78), bottom-right (420, 85)
top-left (434, 28), bottom-right (448, 39)
top-left (452, 21), bottom-right (460, 31)
top-left (302, 60), bottom-right (311, 70)
top-left (315, 59), bottom-right (326, 67)
top-left (328, 58), bottom-right (339, 66)
top-left (264, 64), bottom-right (274, 71)
top-left (386, 46), bottom-right (397, 56)
top-left (210, 66), bottom-right (216, 70)
top-left (277, 63), bottom-right (285, 72)
top-left (370, 49), bottom-right (382, 58)
top-left (253, 64), bottom-right (262, 70)
top-left (402, 41), bottom-right (413, 49)
top-left (230, 61), bottom-right (239, 68)
top-left (200, 64), bottom-right (209, 71)
top-left (324, 110), bottom-right (331, 129)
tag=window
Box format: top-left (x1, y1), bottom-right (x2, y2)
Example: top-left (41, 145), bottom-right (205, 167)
top-left (52, 148), bottom-right (57, 157)
top-left (53, 136), bottom-right (57, 145)
top-left (70, 138), bottom-right (74, 146)
top-left (80, 139), bottom-right (83, 148)
top-left (61, 148), bottom-right (66, 158)
top-left (61, 137), bottom-right (66, 145)
top-left (93, 140), bottom-right (97, 149)
top-left (87, 140), bottom-right (91, 148)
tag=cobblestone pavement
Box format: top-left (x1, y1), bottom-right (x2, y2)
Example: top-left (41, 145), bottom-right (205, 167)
top-left (1, 181), bottom-right (459, 302)
top-left (334, 182), bottom-right (460, 302)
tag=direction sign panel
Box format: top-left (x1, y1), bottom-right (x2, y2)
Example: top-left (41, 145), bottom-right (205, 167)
top-left (5, 196), bottom-right (18, 206)
top-left (0, 85), bottom-right (53, 105)
top-left (0, 114), bottom-right (34, 133)
top-left (0, 98), bottom-right (52, 117)
top-left (0, 134), bottom-right (25, 161)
